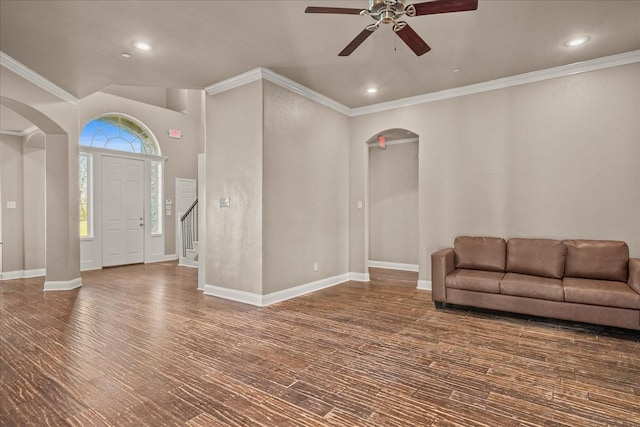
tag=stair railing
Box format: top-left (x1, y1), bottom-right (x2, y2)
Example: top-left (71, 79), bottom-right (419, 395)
top-left (180, 198), bottom-right (198, 258)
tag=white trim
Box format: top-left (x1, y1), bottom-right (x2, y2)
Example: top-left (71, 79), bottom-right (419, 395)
top-left (203, 284), bottom-right (263, 306)
top-left (145, 254), bottom-right (178, 263)
top-left (262, 273), bottom-right (350, 306)
top-left (0, 268), bottom-right (46, 280)
top-left (368, 260), bottom-right (419, 272)
top-left (2, 125), bottom-right (42, 136)
top-left (417, 280), bottom-right (432, 290)
top-left (44, 277), bottom-right (82, 291)
top-left (259, 68), bottom-right (352, 116)
top-left (0, 271), bottom-right (24, 280)
top-left (349, 272), bottom-right (370, 282)
top-left (178, 257), bottom-right (198, 268)
top-left (351, 50), bottom-right (640, 116)
top-left (204, 273), bottom-right (353, 307)
top-left (80, 143), bottom-right (166, 162)
top-left (204, 50), bottom-right (640, 118)
top-left (23, 268), bottom-right (46, 278)
top-left (367, 137), bottom-right (418, 147)
top-left (204, 68), bottom-right (263, 95)
top-left (0, 51), bottom-right (79, 105)
top-left (205, 67), bottom-right (351, 116)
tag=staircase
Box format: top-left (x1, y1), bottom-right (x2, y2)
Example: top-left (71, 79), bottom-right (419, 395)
top-left (178, 198), bottom-right (198, 268)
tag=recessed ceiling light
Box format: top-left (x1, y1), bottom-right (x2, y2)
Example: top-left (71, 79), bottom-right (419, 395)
top-left (133, 41), bottom-right (152, 51)
top-left (452, 68), bottom-right (461, 73)
top-left (565, 36), bottom-right (589, 47)
top-left (366, 87), bottom-right (378, 94)
top-left (121, 52), bottom-right (131, 58)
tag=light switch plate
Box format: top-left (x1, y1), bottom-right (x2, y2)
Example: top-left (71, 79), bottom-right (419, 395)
top-left (7, 201), bottom-right (16, 209)
top-left (220, 196), bottom-right (231, 208)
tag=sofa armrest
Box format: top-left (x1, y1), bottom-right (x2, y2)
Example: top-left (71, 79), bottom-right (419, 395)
top-left (629, 258), bottom-right (640, 295)
top-left (432, 248), bottom-right (455, 303)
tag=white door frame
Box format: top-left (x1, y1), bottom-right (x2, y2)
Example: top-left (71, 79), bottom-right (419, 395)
top-left (79, 147), bottom-right (166, 270)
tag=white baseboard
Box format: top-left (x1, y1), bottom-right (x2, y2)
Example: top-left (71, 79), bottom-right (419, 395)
top-left (417, 280), bottom-right (432, 290)
top-left (0, 268), bottom-right (46, 280)
top-left (368, 260), bottom-right (419, 272)
top-left (44, 277), bottom-right (82, 291)
top-left (203, 284), bottom-right (263, 306)
top-left (204, 272), bottom-right (356, 307)
top-left (145, 254), bottom-right (178, 263)
top-left (349, 272), bottom-right (370, 282)
top-left (262, 273), bottom-right (350, 306)
top-left (178, 257), bottom-right (198, 268)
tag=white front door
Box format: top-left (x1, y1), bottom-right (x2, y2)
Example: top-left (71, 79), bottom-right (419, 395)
top-left (102, 156), bottom-right (144, 267)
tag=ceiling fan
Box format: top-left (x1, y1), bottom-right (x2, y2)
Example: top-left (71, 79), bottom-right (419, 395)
top-left (305, 0), bottom-right (478, 56)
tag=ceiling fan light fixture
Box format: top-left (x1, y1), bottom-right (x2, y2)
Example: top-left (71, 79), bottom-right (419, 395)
top-left (565, 36), bottom-right (589, 47)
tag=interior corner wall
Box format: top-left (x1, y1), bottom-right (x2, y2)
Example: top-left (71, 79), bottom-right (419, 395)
top-left (262, 81), bottom-right (350, 294)
top-left (368, 142), bottom-right (418, 265)
top-left (350, 62), bottom-right (640, 281)
top-left (0, 134), bottom-right (25, 272)
top-left (206, 80), bottom-right (264, 294)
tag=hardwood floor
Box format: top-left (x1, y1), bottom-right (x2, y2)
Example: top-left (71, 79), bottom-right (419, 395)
top-left (1, 264), bottom-right (639, 426)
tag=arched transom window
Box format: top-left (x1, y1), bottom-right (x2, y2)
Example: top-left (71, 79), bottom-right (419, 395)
top-left (80, 114), bottom-right (160, 155)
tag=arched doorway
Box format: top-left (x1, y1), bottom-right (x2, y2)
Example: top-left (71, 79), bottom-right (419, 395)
top-left (366, 128), bottom-right (420, 282)
top-left (0, 96), bottom-right (81, 290)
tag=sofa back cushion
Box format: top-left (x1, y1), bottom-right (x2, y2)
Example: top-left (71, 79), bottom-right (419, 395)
top-left (563, 240), bottom-right (629, 282)
top-left (506, 238), bottom-right (566, 279)
top-left (454, 236), bottom-right (506, 272)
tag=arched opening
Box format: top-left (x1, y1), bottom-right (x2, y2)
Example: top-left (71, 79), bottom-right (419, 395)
top-left (78, 113), bottom-right (166, 270)
top-left (0, 96), bottom-right (81, 289)
top-left (365, 128), bottom-right (420, 283)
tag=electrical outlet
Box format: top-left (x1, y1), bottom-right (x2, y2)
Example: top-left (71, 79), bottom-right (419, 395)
top-left (313, 262), bottom-right (318, 272)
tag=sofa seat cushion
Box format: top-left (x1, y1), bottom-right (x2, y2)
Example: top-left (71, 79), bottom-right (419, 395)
top-left (563, 277), bottom-right (640, 309)
top-left (500, 273), bottom-right (564, 302)
top-left (454, 236), bottom-right (506, 272)
top-left (446, 269), bottom-right (504, 294)
top-left (506, 238), bottom-right (566, 279)
top-left (563, 240), bottom-right (629, 282)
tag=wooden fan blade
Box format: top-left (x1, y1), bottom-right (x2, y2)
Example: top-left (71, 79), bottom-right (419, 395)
top-left (395, 24), bottom-right (431, 56)
top-left (339, 28), bottom-right (376, 56)
top-left (305, 6), bottom-right (364, 15)
top-left (412, 0), bottom-right (478, 16)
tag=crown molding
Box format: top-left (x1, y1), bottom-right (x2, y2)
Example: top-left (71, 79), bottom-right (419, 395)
top-left (350, 50), bottom-right (640, 116)
top-left (205, 67), bottom-right (351, 116)
top-left (0, 51), bottom-right (79, 105)
top-left (259, 68), bottom-right (352, 116)
top-left (0, 125), bottom-right (39, 137)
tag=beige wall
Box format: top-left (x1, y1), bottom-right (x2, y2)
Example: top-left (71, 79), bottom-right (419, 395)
top-left (0, 134), bottom-right (25, 272)
top-left (23, 133), bottom-right (46, 270)
top-left (369, 142), bottom-right (418, 265)
top-left (79, 89), bottom-right (203, 255)
top-left (350, 63), bottom-right (640, 281)
top-left (206, 80), bottom-right (264, 294)
top-left (262, 81), bottom-right (350, 294)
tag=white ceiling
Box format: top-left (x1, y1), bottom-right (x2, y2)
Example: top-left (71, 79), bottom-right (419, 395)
top-left (1, 0), bottom-right (639, 133)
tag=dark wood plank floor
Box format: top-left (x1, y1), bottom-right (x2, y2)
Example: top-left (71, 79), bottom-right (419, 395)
top-left (1, 264), bottom-right (639, 426)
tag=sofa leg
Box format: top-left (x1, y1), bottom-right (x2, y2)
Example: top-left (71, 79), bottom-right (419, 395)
top-left (434, 301), bottom-right (444, 309)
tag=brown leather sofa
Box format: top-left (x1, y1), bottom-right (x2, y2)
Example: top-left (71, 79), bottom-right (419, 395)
top-left (431, 237), bottom-right (640, 330)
